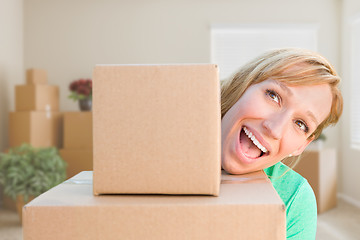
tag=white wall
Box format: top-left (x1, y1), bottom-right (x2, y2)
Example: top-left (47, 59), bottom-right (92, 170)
top-left (24, 0), bottom-right (341, 109)
top-left (339, 0), bottom-right (360, 205)
top-left (0, 0), bottom-right (23, 204)
top-left (0, 0), bottom-right (23, 151)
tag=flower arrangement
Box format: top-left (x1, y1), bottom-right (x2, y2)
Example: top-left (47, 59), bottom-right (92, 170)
top-left (68, 78), bottom-right (92, 101)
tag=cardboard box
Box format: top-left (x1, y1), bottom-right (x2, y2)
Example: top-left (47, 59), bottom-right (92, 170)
top-left (93, 64), bottom-right (221, 196)
top-left (2, 195), bottom-right (17, 211)
top-left (59, 149), bottom-right (93, 179)
top-left (285, 148), bottom-right (337, 213)
top-left (15, 85), bottom-right (59, 111)
top-left (26, 68), bottom-right (47, 85)
top-left (63, 112), bottom-right (92, 149)
top-left (9, 111), bottom-right (63, 148)
top-left (23, 171), bottom-right (286, 240)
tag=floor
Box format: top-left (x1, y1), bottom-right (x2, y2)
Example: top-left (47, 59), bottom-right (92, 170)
top-left (316, 198), bottom-right (360, 240)
top-left (0, 208), bottom-right (22, 240)
top-left (0, 198), bottom-right (359, 240)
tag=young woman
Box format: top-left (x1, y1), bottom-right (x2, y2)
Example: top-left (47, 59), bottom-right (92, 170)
top-left (220, 48), bottom-right (343, 239)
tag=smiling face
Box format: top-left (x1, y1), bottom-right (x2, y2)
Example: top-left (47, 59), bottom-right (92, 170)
top-left (221, 78), bottom-right (333, 174)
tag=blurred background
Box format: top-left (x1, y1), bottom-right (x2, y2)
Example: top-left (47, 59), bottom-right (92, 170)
top-left (1, 0), bottom-right (360, 239)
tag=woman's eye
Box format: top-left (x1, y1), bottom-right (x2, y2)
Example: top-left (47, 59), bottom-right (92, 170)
top-left (295, 120), bottom-right (309, 133)
top-left (265, 89), bottom-right (281, 104)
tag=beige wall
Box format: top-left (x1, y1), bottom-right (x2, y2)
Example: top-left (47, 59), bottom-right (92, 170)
top-left (24, 0), bottom-right (341, 109)
top-left (0, 0), bottom-right (23, 152)
top-left (0, 0), bottom-right (23, 204)
top-left (23, 0), bottom-right (360, 201)
top-left (339, 0), bottom-right (360, 204)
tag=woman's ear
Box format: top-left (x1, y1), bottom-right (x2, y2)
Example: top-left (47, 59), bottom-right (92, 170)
top-left (292, 137), bottom-right (314, 156)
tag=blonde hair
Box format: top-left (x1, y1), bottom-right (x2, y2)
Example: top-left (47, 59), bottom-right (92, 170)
top-left (221, 48), bottom-right (343, 140)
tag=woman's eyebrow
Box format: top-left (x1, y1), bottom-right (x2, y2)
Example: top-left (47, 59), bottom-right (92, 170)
top-left (306, 110), bottom-right (319, 126)
top-left (272, 80), bottom-right (293, 96)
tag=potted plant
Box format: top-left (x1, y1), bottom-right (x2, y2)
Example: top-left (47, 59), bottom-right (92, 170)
top-left (0, 144), bottom-right (67, 219)
top-left (68, 78), bottom-right (92, 111)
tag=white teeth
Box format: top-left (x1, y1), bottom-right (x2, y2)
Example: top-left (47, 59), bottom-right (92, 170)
top-left (243, 127), bottom-right (268, 153)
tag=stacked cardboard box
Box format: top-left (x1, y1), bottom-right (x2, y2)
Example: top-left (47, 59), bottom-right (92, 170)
top-left (4, 69), bottom-right (62, 210)
top-left (23, 65), bottom-right (286, 239)
top-left (23, 170), bottom-right (286, 240)
top-left (92, 64), bottom-right (221, 195)
top-left (9, 68), bottom-right (62, 148)
top-left (59, 112), bottom-right (93, 178)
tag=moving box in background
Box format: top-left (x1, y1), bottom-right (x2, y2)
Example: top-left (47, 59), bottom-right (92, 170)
top-left (63, 112), bottom-right (92, 149)
top-left (92, 64), bottom-right (221, 196)
top-left (3, 68), bottom-right (61, 210)
top-left (15, 85), bottom-right (59, 111)
top-left (60, 112), bottom-right (93, 179)
top-left (23, 171), bottom-right (286, 240)
top-left (9, 111), bottom-right (63, 148)
top-left (26, 69), bottom-right (47, 85)
top-left (59, 149), bottom-right (93, 178)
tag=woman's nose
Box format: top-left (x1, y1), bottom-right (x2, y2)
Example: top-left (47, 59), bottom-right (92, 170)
top-left (262, 112), bottom-right (290, 140)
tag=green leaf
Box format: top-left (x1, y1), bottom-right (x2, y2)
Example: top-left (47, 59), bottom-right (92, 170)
top-left (0, 144), bottom-right (67, 199)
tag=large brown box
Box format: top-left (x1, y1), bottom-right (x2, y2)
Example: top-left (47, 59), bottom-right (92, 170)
top-left (23, 171), bottom-right (286, 240)
top-left (59, 149), bottom-right (93, 179)
top-left (286, 148), bottom-right (337, 213)
top-left (26, 69), bottom-right (47, 85)
top-left (9, 111), bottom-right (63, 148)
top-left (15, 85), bottom-right (59, 111)
top-left (93, 64), bottom-right (221, 196)
top-left (63, 112), bottom-right (92, 149)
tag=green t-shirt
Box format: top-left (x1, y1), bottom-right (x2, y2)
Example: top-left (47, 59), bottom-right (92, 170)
top-left (264, 162), bottom-right (317, 240)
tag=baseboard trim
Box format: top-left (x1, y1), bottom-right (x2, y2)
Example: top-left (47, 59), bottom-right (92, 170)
top-left (338, 193), bottom-right (360, 209)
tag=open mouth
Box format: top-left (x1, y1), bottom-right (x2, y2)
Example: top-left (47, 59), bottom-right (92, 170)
top-left (239, 127), bottom-right (270, 159)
